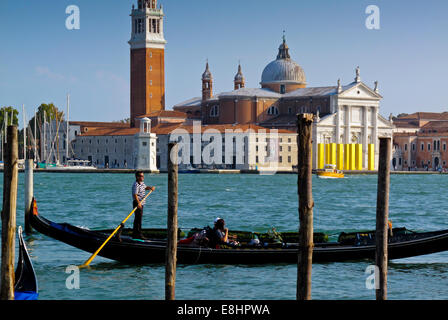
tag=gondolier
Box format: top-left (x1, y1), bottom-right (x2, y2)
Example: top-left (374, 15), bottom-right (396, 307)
top-left (132, 171), bottom-right (155, 239)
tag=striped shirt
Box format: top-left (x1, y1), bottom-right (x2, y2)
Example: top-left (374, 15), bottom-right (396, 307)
top-left (132, 181), bottom-right (147, 206)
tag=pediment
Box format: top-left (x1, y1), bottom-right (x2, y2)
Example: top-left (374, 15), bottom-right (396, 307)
top-left (339, 82), bottom-right (382, 100)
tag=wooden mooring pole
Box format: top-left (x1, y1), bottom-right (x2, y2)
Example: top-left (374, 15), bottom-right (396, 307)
top-left (375, 137), bottom-right (391, 300)
top-left (1, 126), bottom-right (19, 300)
top-left (296, 114), bottom-right (315, 300)
top-left (24, 159), bottom-right (34, 233)
top-left (165, 142), bottom-right (178, 300)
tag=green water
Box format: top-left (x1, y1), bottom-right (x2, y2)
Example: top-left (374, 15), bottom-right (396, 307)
top-left (1, 173), bottom-right (448, 299)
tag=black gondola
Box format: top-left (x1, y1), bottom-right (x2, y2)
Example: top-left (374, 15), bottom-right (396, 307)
top-left (30, 199), bottom-right (448, 264)
top-left (14, 226), bottom-right (38, 300)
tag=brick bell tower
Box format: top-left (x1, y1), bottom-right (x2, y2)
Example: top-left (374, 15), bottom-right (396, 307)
top-left (129, 0), bottom-right (167, 127)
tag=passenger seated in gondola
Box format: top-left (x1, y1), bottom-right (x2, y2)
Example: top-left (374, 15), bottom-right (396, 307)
top-left (207, 217), bottom-right (239, 248)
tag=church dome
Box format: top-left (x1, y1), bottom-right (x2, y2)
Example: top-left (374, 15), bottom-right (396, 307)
top-left (261, 37), bottom-right (306, 86)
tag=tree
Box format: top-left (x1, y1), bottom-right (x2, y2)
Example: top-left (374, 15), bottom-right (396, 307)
top-left (0, 106), bottom-right (19, 127)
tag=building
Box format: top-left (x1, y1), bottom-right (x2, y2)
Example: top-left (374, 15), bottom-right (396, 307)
top-left (174, 37), bottom-right (394, 170)
top-left (129, 0), bottom-right (167, 128)
top-left (392, 112), bottom-right (448, 171)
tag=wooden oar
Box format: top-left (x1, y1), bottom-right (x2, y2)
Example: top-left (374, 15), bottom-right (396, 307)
top-left (78, 189), bottom-right (155, 268)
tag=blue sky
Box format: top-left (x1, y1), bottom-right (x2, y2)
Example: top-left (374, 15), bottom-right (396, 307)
top-left (1, 0), bottom-right (447, 125)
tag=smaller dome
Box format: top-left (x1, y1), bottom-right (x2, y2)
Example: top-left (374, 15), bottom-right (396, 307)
top-left (234, 64), bottom-right (244, 82)
top-left (202, 62), bottom-right (212, 81)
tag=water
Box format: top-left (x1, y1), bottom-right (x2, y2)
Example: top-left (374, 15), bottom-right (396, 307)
top-left (1, 173), bottom-right (448, 300)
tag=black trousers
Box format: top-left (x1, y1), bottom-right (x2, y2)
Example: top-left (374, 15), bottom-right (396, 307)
top-left (133, 200), bottom-right (143, 236)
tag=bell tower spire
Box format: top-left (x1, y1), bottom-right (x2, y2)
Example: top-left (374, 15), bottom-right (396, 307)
top-left (129, 0), bottom-right (167, 127)
top-left (234, 62), bottom-right (245, 90)
top-left (202, 61), bottom-right (213, 101)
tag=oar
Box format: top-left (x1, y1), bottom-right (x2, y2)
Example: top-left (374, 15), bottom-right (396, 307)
top-left (78, 189), bottom-right (155, 268)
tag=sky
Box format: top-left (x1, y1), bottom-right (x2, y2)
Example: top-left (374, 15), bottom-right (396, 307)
top-left (1, 0), bottom-right (447, 126)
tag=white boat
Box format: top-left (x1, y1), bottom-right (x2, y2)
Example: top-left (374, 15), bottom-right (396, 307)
top-left (46, 159), bottom-right (97, 170)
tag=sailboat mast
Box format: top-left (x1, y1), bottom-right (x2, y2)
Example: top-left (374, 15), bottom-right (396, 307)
top-left (43, 110), bottom-right (46, 162)
top-left (66, 94), bottom-right (69, 163)
top-left (34, 108), bottom-right (37, 162)
top-left (22, 104), bottom-right (26, 160)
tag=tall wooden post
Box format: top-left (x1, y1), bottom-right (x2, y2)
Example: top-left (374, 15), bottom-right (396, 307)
top-left (1, 126), bottom-right (19, 300)
top-left (24, 159), bottom-right (34, 233)
top-left (375, 137), bottom-right (391, 300)
top-left (296, 114), bottom-right (315, 300)
top-left (165, 142), bottom-right (178, 300)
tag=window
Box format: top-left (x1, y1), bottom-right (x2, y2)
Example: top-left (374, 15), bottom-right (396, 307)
top-left (210, 105), bottom-right (219, 117)
top-left (404, 144), bottom-right (407, 151)
top-left (280, 85), bottom-right (286, 94)
top-left (288, 156), bottom-right (291, 163)
top-left (142, 142), bottom-right (147, 146)
top-left (288, 146), bottom-right (291, 152)
top-left (421, 143), bottom-right (424, 151)
top-left (434, 141), bottom-right (437, 150)
top-left (412, 143), bottom-right (415, 151)
top-left (288, 107), bottom-right (292, 115)
top-left (267, 106), bottom-right (279, 115)
top-left (428, 143), bottom-right (431, 151)
top-left (444, 144), bottom-right (447, 151)
top-left (149, 65), bottom-right (152, 71)
top-left (279, 156), bottom-right (283, 163)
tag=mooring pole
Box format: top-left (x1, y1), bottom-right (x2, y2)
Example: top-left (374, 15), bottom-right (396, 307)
top-left (25, 158), bottom-right (34, 233)
top-left (166, 142), bottom-right (178, 300)
top-left (296, 113), bottom-right (315, 300)
top-left (1, 126), bottom-right (19, 300)
top-left (375, 137), bottom-right (391, 300)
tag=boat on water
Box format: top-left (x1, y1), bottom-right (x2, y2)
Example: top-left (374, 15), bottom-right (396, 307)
top-left (14, 226), bottom-right (38, 300)
top-left (44, 159), bottom-right (97, 171)
top-left (29, 198), bottom-right (448, 264)
top-left (316, 164), bottom-right (344, 179)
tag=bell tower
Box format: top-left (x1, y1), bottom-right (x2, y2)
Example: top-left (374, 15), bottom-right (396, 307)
top-left (202, 61), bottom-right (213, 101)
top-left (129, 0), bottom-right (167, 127)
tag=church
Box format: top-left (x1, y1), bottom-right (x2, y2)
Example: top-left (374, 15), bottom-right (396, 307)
top-left (49, 0), bottom-right (394, 171)
top-left (174, 36), bottom-right (394, 170)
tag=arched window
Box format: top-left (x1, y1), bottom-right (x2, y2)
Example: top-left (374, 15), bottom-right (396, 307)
top-left (210, 105), bottom-right (219, 117)
top-left (267, 106), bottom-right (279, 116)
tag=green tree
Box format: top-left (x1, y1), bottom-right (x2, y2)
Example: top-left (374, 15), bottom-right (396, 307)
top-left (0, 106), bottom-right (19, 127)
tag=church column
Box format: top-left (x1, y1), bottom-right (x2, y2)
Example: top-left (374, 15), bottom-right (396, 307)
top-left (373, 106), bottom-right (379, 169)
top-left (363, 106), bottom-right (369, 169)
top-left (345, 105), bottom-right (351, 144)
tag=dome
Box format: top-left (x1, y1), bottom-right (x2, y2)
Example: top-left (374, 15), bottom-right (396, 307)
top-left (261, 59), bottom-right (306, 84)
top-left (261, 37), bottom-right (306, 85)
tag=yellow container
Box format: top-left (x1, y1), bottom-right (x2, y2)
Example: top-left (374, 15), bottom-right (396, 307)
top-left (368, 144), bottom-right (375, 171)
top-left (337, 144), bottom-right (344, 170)
top-left (344, 144), bottom-right (350, 170)
top-left (355, 144), bottom-right (363, 170)
top-left (318, 144), bottom-right (325, 169)
top-left (349, 144), bottom-right (356, 170)
top-left (330, 143), bottom-right (336, 165)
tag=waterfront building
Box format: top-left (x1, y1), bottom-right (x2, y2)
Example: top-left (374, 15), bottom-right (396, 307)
top-left (392, 112), bottom-right (448, 171)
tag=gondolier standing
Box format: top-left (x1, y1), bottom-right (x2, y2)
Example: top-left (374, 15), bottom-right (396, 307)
top-left (132, 171), bottom-right (156, 239)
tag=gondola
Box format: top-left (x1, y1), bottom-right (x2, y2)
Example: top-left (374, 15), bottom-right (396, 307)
top-left (30, 198), bottom-right (448, 264)
top-left (14, 226), bottom-right (38, 300)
